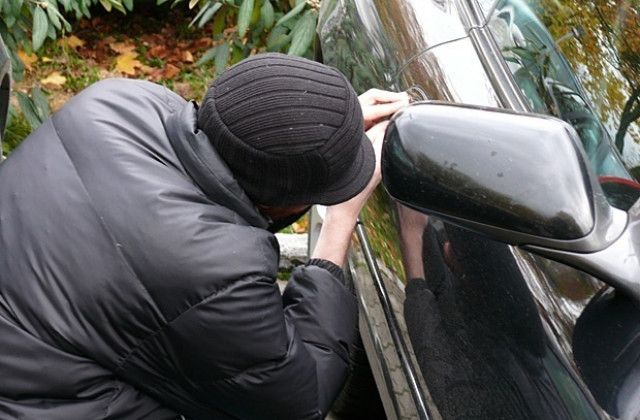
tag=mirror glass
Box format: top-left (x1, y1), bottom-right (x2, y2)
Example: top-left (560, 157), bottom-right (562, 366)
top-left (382, 103), bottom-right (595, 240)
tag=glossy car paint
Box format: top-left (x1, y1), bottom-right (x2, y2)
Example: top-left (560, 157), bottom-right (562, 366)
top-left (315, 1), bottom-right (640, 419)
top-left (383, 103), bottom-right (640, 309)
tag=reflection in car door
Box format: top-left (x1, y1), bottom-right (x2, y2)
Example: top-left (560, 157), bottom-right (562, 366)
top-left (315, 1), bottom-right (630, 419)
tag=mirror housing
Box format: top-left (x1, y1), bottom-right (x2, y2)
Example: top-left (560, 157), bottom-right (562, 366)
top-left (382, 102), bottom-right (639, 305)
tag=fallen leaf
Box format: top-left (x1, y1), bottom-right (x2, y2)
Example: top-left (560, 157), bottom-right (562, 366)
top-left (163, 63), bottom-right (181, 80)
top-left (115, 53), bottom-right (142, 75)
top-left (110, 42), bottom-right (137, 55)
top-left (146, 68), bottom-right (165, 82)
top-left (292, 220), bottom-right (308, 233)
top-left (182, 51), bottom-right (194, 63)
top-left (148, 44), bottom-right (167, 59)
top-left (193, 37), bottom-right (213, 49)
top-left (58, 35), bottom-right (85, 49)
top-left (42, 57), bottom-right (53, 63)
top-left (98, 68), bottom-right (116, 79)
top-left (138, 64), bottom-right (155, 74)
top-left (18, 50), bottom-right (38, 70)
top-left (40, 71), bottom-right (67, 89)
top-left (166, 51), bottom-right (182, 64)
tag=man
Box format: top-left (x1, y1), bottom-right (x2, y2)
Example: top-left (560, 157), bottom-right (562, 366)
top-left (0, 53), bottom-right (408, 419)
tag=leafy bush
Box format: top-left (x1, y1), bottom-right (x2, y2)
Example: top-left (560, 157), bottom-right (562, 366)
top-left (179, 0), bottom-right (320, 74)
top-left (0, 0), bottom-right (318, 134)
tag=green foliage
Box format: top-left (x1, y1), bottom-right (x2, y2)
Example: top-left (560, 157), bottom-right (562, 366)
top-left (0, 0), bottom-right (318, 143)
top-left (182, 0), bottom-right (319, 73)
top-left (1, 0), bottom-right (134, 131)
top-left (1, 1), bottom-right (133, 61)
top-left (3, 106), bottom-right (31, 155)
top-left (16, 87), bottom-right (49, 130)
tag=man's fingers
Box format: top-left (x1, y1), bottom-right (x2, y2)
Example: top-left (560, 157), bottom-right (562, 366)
top-left (366, 120), bottom-right (390, 151)
top-left (359, 89), bottom-right (410, 106)
top-left (362, 100), bottom-right (409, 123)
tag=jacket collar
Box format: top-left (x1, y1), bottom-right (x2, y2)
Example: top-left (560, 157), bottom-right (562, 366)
top-left (167, 101), bottom-right (269, 229)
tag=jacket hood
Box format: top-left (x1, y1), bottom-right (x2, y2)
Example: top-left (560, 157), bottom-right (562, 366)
top-left (167, 101), bottom-right (269, 229)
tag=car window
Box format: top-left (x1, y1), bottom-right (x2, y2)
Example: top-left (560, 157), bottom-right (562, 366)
top-left (476, 0), bottom-right (640, 209)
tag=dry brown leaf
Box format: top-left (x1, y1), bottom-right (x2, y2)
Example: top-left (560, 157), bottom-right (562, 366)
top-left (182, 51), bottom-right (194, 63)
top-left (292, 220), bottom-right (308, 234)
top-left (18, 50), bottom-right (38, 71)
top-left (193, 37), bottom-right (213, 49)
top-left (138, 64), bottom-right (155, 74)
top-left (163, 63), bottom-right (181, 80)
top-left (58, 35), bottom-right (86, 49)
top-left (146, 68), bottom-right (165, 82)
top-left (40, 72), bottom-right (67, 89)
top-left (148, 44), bottom-right (167, 59)
top-left (166, 52), bottom-right (182, 64)
top-left (110, 42), bottom-right (137, 55)
top-left (115, 53), bottom-right (142, 75)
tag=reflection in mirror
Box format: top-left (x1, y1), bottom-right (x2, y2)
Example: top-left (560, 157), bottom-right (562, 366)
top-left (403, 223), bottom-right (602, 419)
top-left (396, 205), bottom-right (429, 281)
top-left (382, 102), bottom-right (595, 240)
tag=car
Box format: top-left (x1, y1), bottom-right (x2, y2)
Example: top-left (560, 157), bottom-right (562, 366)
top-left (311, 1), bottom-right (640, 419)
top-left (0, 35), bottom-right (10, 159)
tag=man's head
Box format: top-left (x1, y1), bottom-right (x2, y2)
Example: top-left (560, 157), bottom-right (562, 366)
top-left (197, 53), bottom-right (374, 208)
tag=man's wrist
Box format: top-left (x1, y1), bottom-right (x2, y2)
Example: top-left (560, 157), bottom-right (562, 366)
top-left (306, 258), bottom-right (346, 284)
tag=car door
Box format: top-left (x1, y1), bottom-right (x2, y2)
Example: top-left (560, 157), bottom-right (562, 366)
top-left (315, 1), bottom-right (639, 419)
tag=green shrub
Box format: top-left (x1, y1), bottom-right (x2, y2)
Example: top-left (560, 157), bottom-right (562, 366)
top-left (0, 0), bottom-right (318, 140)
top-left (172, 0), bottom-right (319, 73)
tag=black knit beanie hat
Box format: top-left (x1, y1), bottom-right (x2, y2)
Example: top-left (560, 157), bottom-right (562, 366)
top-left (197, 53), bottom-right (374, 206)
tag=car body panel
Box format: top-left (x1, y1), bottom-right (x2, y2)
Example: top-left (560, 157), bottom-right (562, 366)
top-left (318, 0), bottom-right (469, 93)
top-left (316, 0), bottom-right (639, 419)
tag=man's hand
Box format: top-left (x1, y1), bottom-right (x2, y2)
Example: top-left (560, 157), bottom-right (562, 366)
top-left (329, 120), bottom-right (388, 220)
top-left (359, 89), bottom-right (411, 130)
top-left (311, 90), bottom-right (409, 268)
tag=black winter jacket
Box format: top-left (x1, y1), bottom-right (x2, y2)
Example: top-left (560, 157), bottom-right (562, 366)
top-left (0, 79), bottom-right (357, 419)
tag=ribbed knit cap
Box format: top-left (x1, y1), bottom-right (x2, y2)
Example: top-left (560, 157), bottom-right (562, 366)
top-left (197, 53), bottom-right (374, 206)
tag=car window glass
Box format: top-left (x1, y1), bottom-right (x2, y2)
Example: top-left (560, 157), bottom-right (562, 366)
top-left (476, 0), bottom-right (640, 209)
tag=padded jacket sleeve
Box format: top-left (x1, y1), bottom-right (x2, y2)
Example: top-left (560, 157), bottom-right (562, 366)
top-left (114, 234), bottom-right (357, 420)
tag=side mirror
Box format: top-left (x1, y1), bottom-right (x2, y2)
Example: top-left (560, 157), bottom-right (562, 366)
top-left (382, 102), bottom-right (639, 305)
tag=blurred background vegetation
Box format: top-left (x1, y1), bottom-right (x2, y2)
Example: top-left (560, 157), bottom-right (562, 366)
top-left (1, 0), bottom-right (320, 155)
